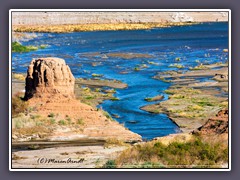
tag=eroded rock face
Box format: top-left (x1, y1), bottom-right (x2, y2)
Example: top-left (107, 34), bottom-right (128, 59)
top-left (194, 109), bottom-right (228, 135)
top-left (24, 57), bottom-right (75, 100)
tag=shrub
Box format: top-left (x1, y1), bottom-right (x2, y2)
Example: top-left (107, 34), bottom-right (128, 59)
top-left (12, 93), bottom-right (28, 117)
top-left (50, 118), bottom-right (56, 124)
top-left (58, 120), bottom-right (66, 126)
top-left (85, 96), bottom-right (94, 100)
top-left (77, 118), bottom-right (84, 125)
top-left (102, 110), bottom-right (114, 121)
top-left (66, 117), bottom-right (72, 124)
top-left (48, 113), bottom-right (55, 118)
top-left (116, 137), bottom-right (228, 168)
top-left (12, 42), bottom-right (47, 53)
top-left (103, 160), bottom-right (117, 168)
top-left (12, 41), bottom-right (37, 53)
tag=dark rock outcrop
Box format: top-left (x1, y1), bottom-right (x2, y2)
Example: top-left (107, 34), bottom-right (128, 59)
top-left (24, 57), bottom-right (75, 100)
top-left (193, 109), bottom-right (228, 135)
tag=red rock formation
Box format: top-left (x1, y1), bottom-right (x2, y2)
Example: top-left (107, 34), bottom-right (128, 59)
top-left (195, 109), bottom-right (228, 135)
top-left (24, 57), bottom-right (75, 100)
top-left (22, 57), bottom-right (141, 142)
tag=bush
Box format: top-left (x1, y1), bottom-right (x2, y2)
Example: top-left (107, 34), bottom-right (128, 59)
top-left (103, 160), bottom-right (117, 168)
top-left (12, 42), bottom-right (47, 53)
top-left (12, 93), bottom-right (28, 117)
top-left (77, 118), bottom-right (84, 125)
top-left (48, 113), bottom-right (55, 118)
top-left (50, 118), bottom-right (56, 124)
top-left (58, 120), bottom-right (66, 126)
top-left (12, 41), bottom-right (37, 53)
top-left (116, 137), bottom-right (228, 168)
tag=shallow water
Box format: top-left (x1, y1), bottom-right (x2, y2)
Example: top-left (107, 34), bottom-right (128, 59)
top-left (12, 22), bottom-right (228, 140)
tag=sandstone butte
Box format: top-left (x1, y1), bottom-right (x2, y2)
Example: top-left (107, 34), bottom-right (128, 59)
top-left (24, 57), bottom-right (142, 142)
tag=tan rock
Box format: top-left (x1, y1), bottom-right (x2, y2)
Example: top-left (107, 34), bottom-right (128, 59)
top-left (24, 57), bottom-right (75, 100)
top-left (21, 57), bottom-right (141, 142)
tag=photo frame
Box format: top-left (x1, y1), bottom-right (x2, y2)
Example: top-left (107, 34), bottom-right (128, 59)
top-left (9, 9), bottom-right (231, 171)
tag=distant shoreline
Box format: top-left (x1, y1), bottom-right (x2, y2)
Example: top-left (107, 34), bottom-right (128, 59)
top-left (13, 22), bottom-right (197, 33)
top-left (12, 11), bottom-right (228, 33)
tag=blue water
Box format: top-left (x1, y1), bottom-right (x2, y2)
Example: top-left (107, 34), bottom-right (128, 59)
top-left (12, 22), bottom-right (228, 140)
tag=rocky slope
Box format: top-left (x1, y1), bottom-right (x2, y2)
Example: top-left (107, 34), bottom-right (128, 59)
top-left (13, 57), bottom-right (141, 142)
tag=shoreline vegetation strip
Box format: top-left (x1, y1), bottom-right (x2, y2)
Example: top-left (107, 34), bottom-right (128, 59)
top-left (13, 22), bottom-right (198, 33)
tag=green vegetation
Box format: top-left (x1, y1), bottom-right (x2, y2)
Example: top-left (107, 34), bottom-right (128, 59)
top-left (191, 97), bottom-right (215, 107)
top-left (110, 97), bottom-right (119, 101)
top-left (164, 89), bottom-right (175, 95)
top-left (50, 118), bottom-right (56, 124)
top-left (144, 97), bottom-right (153, 102)
top-left (175, 57), bottom-right (181, 61)
top-left (30, 114), bottom-right (41, 120)
top-left (102, 160), bottom-right (117, 168)
top-left (189, 63), bottom-right (209, 70)
top-left (92, 73), bottom-right (103, 77)
top-left (77, 118), bottom-right (84, 125)
top-left (134, 67), bottom-right (140, 71)
top-left (102, 110), bottom-right (115, 121)
top-left (142, 87), bottom-right (227, 119)
top-left (66, 117), bottom-right (72, 124)
top-left (12, 41), bottom-right (47, 53)
top-left (48, 113), bottom-right (55, 118)
top-left (158, 77), bottom-right (171, 83)
top-left (104, 89), bottom-right (116, 93)
top-left (85, 96), bottom-right (94, 100)
top-left (115, 137), bottom-right (228, 168)
top-left (165, 88), bottom-right (200, 95)
top-left (144, 95), bottom-right (164, 102)
top-left (76, 85), bottom-right (118, 107)
top-left (58, 120), bottom-right (67, 126)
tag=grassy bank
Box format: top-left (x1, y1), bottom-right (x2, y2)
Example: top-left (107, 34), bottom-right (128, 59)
top-left (13, 22), bottom-right (197, 33)
top-left (104, 134), bottom-right (228, 168)
top-left (12, 41), bottom-right (47, 53)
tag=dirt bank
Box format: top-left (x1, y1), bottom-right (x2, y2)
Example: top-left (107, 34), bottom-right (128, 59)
top-left (12, 144), bottom-right (127, 168)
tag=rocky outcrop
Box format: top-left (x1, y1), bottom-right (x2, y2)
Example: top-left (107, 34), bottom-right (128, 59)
top-left (194, 109), bottom-right (228, 135)
top-left (21, 57), bottom-right (141, 142)
top-left (24, 57), bottom-right (75, 100)
top-left (213, 73), bottom-right (228, 82)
